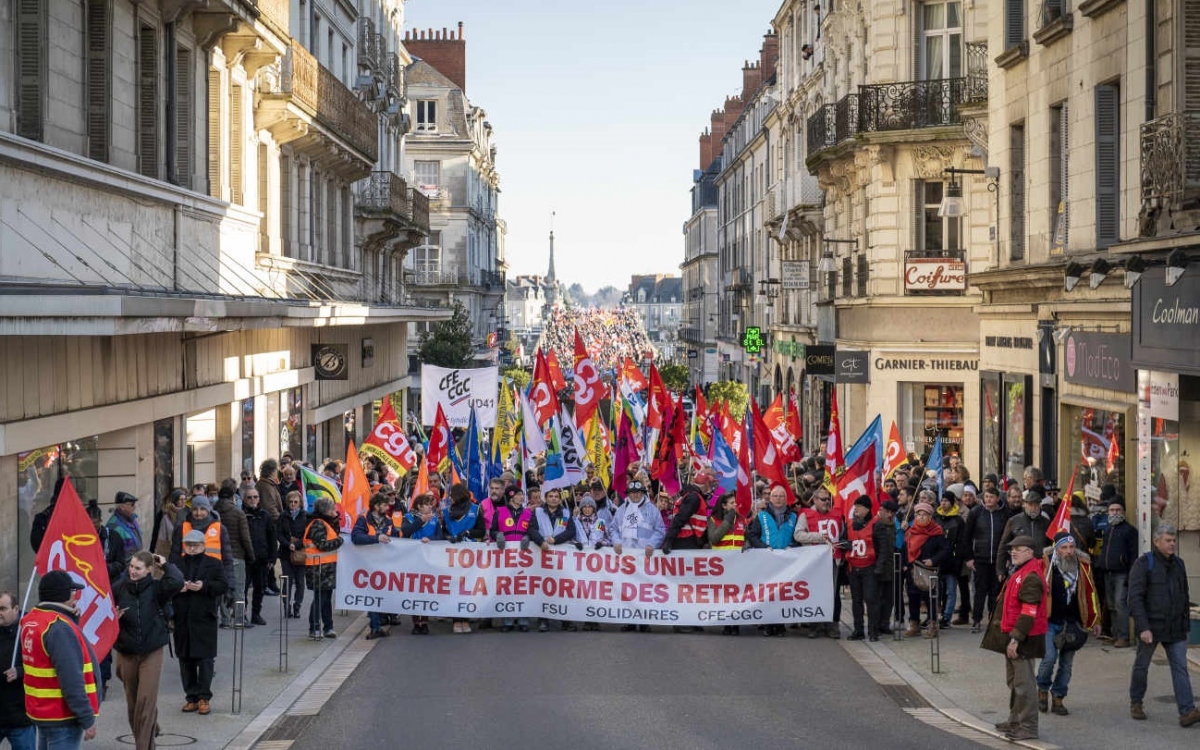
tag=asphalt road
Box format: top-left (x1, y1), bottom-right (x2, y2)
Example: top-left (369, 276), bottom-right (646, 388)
top-left (289, 623), bottom-right (986, 749)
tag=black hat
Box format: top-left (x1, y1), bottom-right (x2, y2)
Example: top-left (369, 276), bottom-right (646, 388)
top-left (853, 496), bottom-right (872, 509)
top-left (218, 486), bottom-right (235, 500)
top-left (39, 570), bottom-right (84, 603)
top-left (503, 485), bottom-right (524, 502)
top-left (1100, 484), bottom-right (1118, 502)
top-left (114, 491), bottom-right (137, 505)
top-left (880, 500), bottom-right (900, 513)
top-left (1009, 535), bottom-right (1037, 551)
top-left (1107, 494), bottom-right (1126, 511)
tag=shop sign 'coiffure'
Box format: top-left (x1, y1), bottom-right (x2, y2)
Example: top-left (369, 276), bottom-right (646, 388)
top-left (1063, 332), bottom-right (1135, 393)
top-left (903, 254), bottom-right (966, 293)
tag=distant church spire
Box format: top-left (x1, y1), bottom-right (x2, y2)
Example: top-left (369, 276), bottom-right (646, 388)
top-left (544, 210), bottom-right (561, 308)
top-left (546, 210), bottom-right (557, 282)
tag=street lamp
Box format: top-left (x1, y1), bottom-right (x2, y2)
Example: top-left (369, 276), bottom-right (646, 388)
top-left (1166, 247), bottom-right (1194, 286)
top-left (938, 167), bottom-right (1000, 217)
top-left (1063, 261), bottom-right (1085, 293)
top-left (820, 237), bottom-right (857, 273)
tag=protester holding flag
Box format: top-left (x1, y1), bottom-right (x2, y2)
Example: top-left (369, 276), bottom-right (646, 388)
top-left (797, 489), bottom-right (844, 639)
top-left (112, 551), bottom-right (183, 750)
top-left (173, 530), bottom-right (228, 716)
top-left (20, 571), bottom-right (100, 746)
top-left (1035, 532), bottom-right (1100, 717)
top-left (303, 498), bottom-right (344, 640)
top-left (351, 493), bottom-right (400, 640)
top-left (276, 491), bottom-right (308, 619)
top-left (0, 590), bottom-right (32, 750)
top-left (843, 496), bottom-right (882, 642)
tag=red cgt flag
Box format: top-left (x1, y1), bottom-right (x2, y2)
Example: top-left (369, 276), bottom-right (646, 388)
top-left (836, 443), bottom-right (878, 520)
top-left (529, 350), bottom-right (560, 427)
top-left (360, 398), bottom-right (417, 476)
top-left (34, 478), bottom-right (119, 660)
top-left (572, 330), bottom-right (602, 429)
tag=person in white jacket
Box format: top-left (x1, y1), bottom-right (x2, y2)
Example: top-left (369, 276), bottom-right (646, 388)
top-left (609, 480), bottom-right (665, 633)
top-left (572, 495), bottom-right (610, 631)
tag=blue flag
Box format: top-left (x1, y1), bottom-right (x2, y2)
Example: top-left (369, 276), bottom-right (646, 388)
top-left (845, 415), bottom-right (884, 473)
top-left (710, 428), bottom-right (739, 494)
top-left (926, 436), bottom-right (944, 498)
top-left (465, 407), bottom-right (487, 500)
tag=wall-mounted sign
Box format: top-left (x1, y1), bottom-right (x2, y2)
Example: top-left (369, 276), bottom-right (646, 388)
top-left (805, 345), bottom-right (836, 375)
top-left (742, 327), bottom-right (764, 354)
top-left (361, 338), bottom-right (376, 368)
top-left (903, 255), bottom-right (967, 294)
top-left (1132, 266), bottom-right (1200, 376)
top-left (1063, 332), bottom-right (1135, 393)
top-left (312, 344), bottom-right (349, 380)
top-left (774, 339), bottom-right (805, 360)
top-left (781, 261), bottom-right (810, 290)
top-left (834, 350), bottom-right (870, 383)
top-left (687, 350), bottom-right (698, 359)
top-left (874, 357), bottom-right (978, 372)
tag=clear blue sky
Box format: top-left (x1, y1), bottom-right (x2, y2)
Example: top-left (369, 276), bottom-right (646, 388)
top-left (405, 0), bottom-right (781, 294)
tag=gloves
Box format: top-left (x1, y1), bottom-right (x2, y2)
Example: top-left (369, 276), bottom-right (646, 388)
top-left (495, 536), bottom-right (506, 550)
top-left (574, 542), bottom-right (584, 551)
top-left (595, 543), bottom-right (604, 551)
top-left (519, 538), bottom-right (531, 552)
top-left (661, 542), bottom-right (672, 555)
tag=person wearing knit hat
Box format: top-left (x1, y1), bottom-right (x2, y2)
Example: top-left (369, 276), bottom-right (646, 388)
top-left (1096, 494), bottom-right (1137, 647)
top-left (934, 490), bottom-right (966, 628)
top-left (1035, 530), bottom-right (1100, 716)
top-left (903, 502), bottom-right (948, 638)
top-left (170, 493), bottom-right (234, 597)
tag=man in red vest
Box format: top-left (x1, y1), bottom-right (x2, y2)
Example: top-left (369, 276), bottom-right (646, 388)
top-left (843, 496), bottom-right (879, 641)
top-left (20, 570), bottom-right (100, 747)
top-left (995, 535), bottom-right (1047, 741)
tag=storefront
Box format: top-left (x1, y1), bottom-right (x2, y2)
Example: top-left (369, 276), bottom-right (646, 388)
top-left (804, 345), bottom-right (835, 452)
top-left (977, 322), bottom-right (1040, 486)
top-left (1132, 264), bottom-right (1200, 566)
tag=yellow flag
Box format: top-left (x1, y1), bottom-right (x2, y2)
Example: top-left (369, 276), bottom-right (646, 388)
top-left (586, 416), bottom-right (611, 490)
top-left (497, 377), bottom-right (518, 461)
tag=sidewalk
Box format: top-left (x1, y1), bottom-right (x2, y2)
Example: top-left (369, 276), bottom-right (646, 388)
top-left (845, 611), bottom-right (1200, 749)
top-left (94, 594), bottom-right (367, 750)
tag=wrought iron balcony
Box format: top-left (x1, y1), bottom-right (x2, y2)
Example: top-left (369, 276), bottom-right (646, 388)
top-left (479, 269), bottom-right (505, 289)
top-left (357, 19), bottom-right (378, 71)
top-left (966, 42), bottom-right (988, 102)
top-left (407, 266), bottom-right (466, 286)
top-left (386, 53), bottom-right (404, 97)
top-left (1140, 110), bottom-right (1200, 211)
top-left (355, 171), bottom-right (417, 222)
top-left (858, 77), bottom-right (970, 133)
top-left (279, 41), bottom-right (379, 163)
top-left (835, 93), bottom-right (859, 143)
top-left (806, 104), bottom-right (836, 155)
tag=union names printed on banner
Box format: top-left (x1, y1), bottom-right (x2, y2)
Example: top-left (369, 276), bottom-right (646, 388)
top-left (337, 542), bottom-right (834, 626)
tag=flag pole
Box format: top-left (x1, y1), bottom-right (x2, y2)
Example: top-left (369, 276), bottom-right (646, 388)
top-left (11, 568), bottom-right (37, 669)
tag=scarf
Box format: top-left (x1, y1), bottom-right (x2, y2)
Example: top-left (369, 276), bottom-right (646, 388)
top-left (1053, 552), bottom-right (1080, 603)
top-left (906, 519), bottom-right (944, 563)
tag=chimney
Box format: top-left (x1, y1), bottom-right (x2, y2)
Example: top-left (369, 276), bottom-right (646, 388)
top-left (710, 109), bottom-right (728, 152)
top-left (723, 96), bottom-right (745, 129)
top-left (741, 61), bottom-right (762, 101)
top-left (699, 129), bottom-right (713, 170)
top-left (760, 31), bottom-right (779, 79)
top-left (405, 20), bottom-right (467, 91)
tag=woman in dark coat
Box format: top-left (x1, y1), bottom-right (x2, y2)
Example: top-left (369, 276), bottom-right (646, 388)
top-left (173, 530), bottom-right (228, 715)
top-left (903, 501), bottom-right (950, 639)
top-left (113, 551), bottom-right (183, 750)
top-left (277, 490), bottom-right (309, 619)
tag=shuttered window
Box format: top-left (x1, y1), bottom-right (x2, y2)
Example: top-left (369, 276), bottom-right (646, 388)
top-left (258, 143), bottom-right (269, 252)
top-left (1049, 103), bottom-right (1068, 252)
top-left (207, 69), bottom-right (222, 199)
top-left (1094, 83), bottom-right (1120, 248)
top-left (1010, 123), bottom-right (1026, 260)
top-left (856, 253), bottom-right (869, 297)
top-left (137, 23), bottom-right (159, 179)
top-left (841, 256), bottom-right (852, 297)
top-left (1184, 9), bottom-right (1200, 187)
top-left (174, 46), bottom-right (193, 189)
top-left (85, 0), bottom-right (111, 162)
top-left (16, 0), bottom-right (46, 142)
top-left (280, 154), bottom-right (293, 255)
top-left (229, 83), bottom-right (243, 204)
top-left (1004, 0), bottom-right (1025, 50)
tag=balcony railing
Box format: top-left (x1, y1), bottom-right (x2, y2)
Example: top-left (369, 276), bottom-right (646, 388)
top-left (357, 19), bottom-right (378, 71)
top-left (966, 42), bottom-right (988, 102)
top-left (407, 266), bottom-right (465, 286)
top-left (1141, 110), bottom-right (1200, 208)
top-left (410, 188), bottom-right (429, 232)
top-left (386, 53), bottom-right (404, 97)
top-left (256, 0), bottom-right (288, 34)
top-left (480, 269), bottom-right (505, 289)
top-left (858, 77), bottom-right (968, 133)
top-left (355, 171), bottom-right (413, 219)
top-left (280, 41), bottom-right (379, 162)
top-left (806, 104), bottom-right (836, 155)
top-left (834, 93), bottom-right (859, 143)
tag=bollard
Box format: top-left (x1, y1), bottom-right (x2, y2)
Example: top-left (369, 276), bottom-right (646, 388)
top-left (929, 575), bottom-right (940, 674)
top-left (231, 599), bottom-right (246, 714)
top-left (278, 574), bottom-right (289, 672)
top-left (893, 552), bottom-right (905, 641)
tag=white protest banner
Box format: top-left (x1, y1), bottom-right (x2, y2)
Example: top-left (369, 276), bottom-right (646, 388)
top-left (336, 541), bottom-right (833, 626)
top-left (420, 365), bottom-right (499, 428)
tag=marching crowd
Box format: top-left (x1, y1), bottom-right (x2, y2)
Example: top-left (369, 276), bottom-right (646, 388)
top-left (537, 307), bottom-right (654, 372)
top-left (3, 446), bottom-right (1196, 748)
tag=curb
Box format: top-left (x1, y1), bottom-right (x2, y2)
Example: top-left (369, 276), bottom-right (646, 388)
top-left (225, 612), bottom-right (371, 750)
top-left (836, 618), bottom-right (1059, 749)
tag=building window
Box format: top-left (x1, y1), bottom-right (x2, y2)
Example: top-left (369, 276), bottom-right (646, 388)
top-left (856, 253), bottom-right (869, 297)
top-left (1095, 82), bottom-right (1120, 248)
top-left (1049, 103), bottom-right (1068, 253)
top-left (841, 256), bottom-right (852, 297)
top-left (1004, 0), bottom-right (1025, 50)
top-left (416, 100), bottom-right (437, 131)
top-left (240, 400), bottom-right (255, 475)
top-left (15, 0), bottom-right (46, 142)
top-left (85, 0), bottom-right (111, 162)
top-left (916, 181), bottom-right (959, 250)
top-left (229, 83), bottom-right (243, 204)
top-left (137, 23), bottom-right (159, 179)
top-left (1064, 405), bottom-right (1127, 506)
top-left (207, 69), bottom-right (222, 199)
top-left (900, 383), bottom-right (965, 462)
top-left (920, 1), bottom-right (962, 80)
top-left (414, 160), bottom-right (440, 193)
top-left (1010, 123), bottom-right (1026, 260)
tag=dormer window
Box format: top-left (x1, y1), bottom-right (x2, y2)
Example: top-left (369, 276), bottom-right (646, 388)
top-left (416, 99), bottom-right (437, 132)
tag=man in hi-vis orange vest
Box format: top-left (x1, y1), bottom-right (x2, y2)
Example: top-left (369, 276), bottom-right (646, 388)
top-left (21, 570), bottom-right (101, 747)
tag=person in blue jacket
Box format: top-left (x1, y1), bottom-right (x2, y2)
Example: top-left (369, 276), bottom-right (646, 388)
top-left (746, 487), bottom-right (797, 637)
top-left (351, 493), bottom-right (401, 639)
top-left (443, 483), bottom-right (487, 634)
top-left (399, 493), bottom-right (441, 634)
top-left (529, 487), bottom-right (576, 632)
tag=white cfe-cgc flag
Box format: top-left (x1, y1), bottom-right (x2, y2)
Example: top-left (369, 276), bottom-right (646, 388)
top-left (420, 364), bottom-right (499, 428)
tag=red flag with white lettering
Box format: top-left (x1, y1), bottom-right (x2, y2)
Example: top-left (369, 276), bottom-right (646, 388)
top-left (572, 330), bottom-right (602, 428)
top-left (529, 350), bottom-right (560, 427)
top-left (360, 398), bottom-right (417, 476)
top-left (752, 401), bottom-right (795, 505)
top-left (34, 479), bottom-right (119, 660)
top-left (763, 394), bottom-right (801, 464)
top-left (836, 443), bottom-right (878, 520)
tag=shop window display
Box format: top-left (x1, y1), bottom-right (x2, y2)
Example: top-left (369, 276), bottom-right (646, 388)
top-left (1145, 377), bottom-right (1200, 531)
top-left (1064, 406), bottom-right (1126, 517)
top-left (900, 383), bottom-right (964, 462)
top-left (15, 437), bottom-right (99, 588)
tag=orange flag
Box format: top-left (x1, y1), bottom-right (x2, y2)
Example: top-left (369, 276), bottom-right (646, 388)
top-left (410, 458), bottom-right (431, 503)
top-left (883, 420), bottom-right (905, 479)
top-left (341, 442), bottom-right (372, 532)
